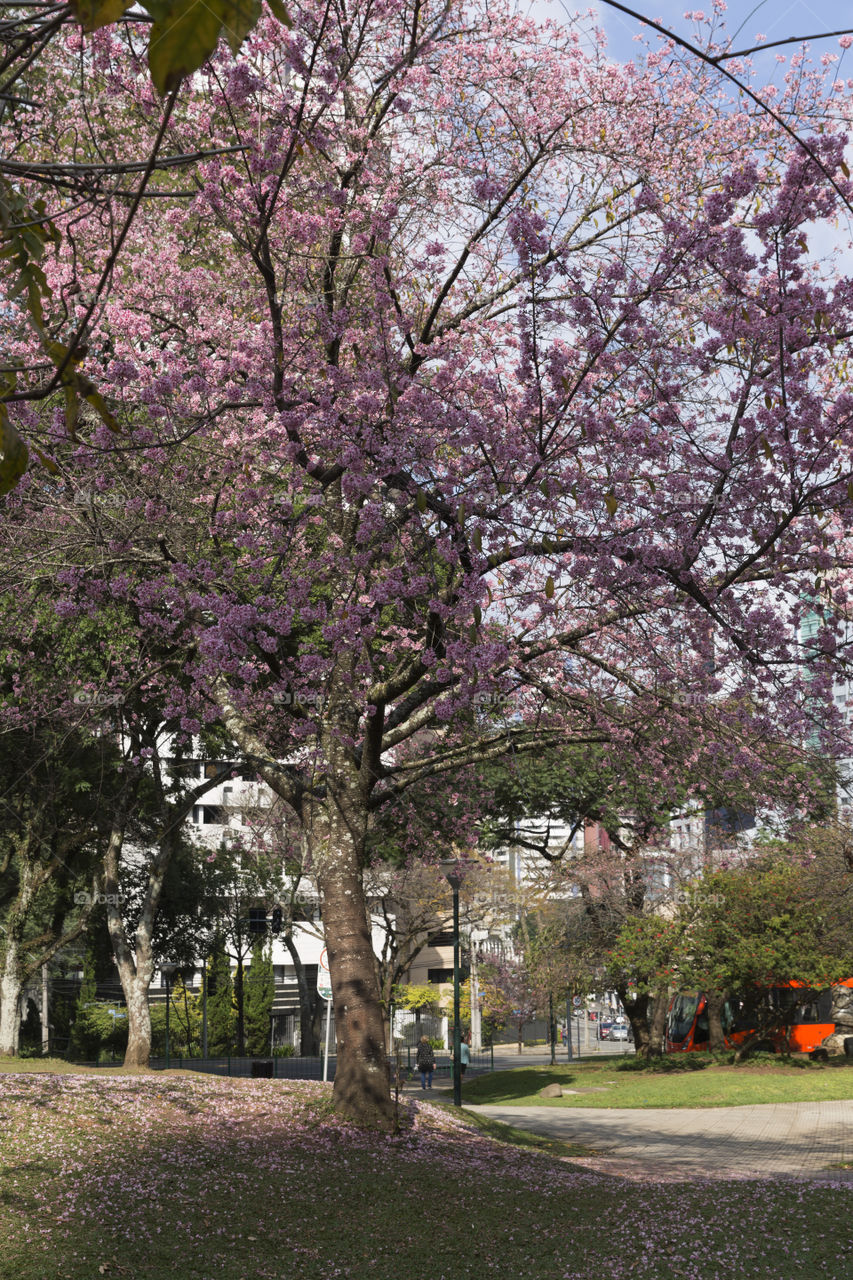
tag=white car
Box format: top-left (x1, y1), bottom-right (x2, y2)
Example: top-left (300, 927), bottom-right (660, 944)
top-left (609, 1024), bottom-right (633, 1041)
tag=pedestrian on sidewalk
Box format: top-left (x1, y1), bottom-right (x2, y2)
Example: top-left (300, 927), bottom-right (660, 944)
top-left (416, 1036), bottom-right (435, 1090)
top-left (460, 1035), bottom-right (471, 1076)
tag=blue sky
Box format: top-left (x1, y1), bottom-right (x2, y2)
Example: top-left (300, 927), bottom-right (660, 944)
top-left (526, 1), bottom-right (853, 71)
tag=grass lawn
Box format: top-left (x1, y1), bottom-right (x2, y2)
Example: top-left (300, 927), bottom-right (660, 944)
top-left (1, 1070), bottom-right (852, 1280)
top-left (457, 1056), bottom-right (853, 1108)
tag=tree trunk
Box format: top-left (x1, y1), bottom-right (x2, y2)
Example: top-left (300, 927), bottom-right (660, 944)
top-left (283, 932), bottom-right (321, 1055)
top-left (648, 987), bottom-right (669, 1057)
top-left (0, 853), bottom-right (40, 1057)
top-left (235, 953), bottom-right (245, 1056)
top-left (123, 974), bottom-right (153, 1067)
top-left (312, 775), bottom-right (394, 1129)
top-left (707, 991), bottom-right (727, 1053)
top-left (0, 941), bottom-right (22, 1057)
top-left (103, 804), bottom-right (157, 1069)
top-left (618, 986), bottom-right (652, 1056)
top-left (216, 682), bottom-right (394, 1126)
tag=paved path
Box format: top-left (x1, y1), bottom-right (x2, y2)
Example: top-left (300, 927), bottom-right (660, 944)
top-left (466, 1100), bottom-right (853, 1181)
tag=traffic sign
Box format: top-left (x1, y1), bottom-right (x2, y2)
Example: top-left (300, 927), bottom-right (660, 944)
top-left (572, 995), bottom-right (582, 1008)
top-left (317, 948), bottom-right (333, 1001)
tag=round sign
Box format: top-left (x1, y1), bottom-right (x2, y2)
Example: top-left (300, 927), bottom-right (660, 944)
top-left (317, 948), bottom-right (333, 1001)
top-left (572, 995), bottom-right (582, 1008)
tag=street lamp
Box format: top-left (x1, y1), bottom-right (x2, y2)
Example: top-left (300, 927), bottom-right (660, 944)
top-left (160, 963), bottom-right (180, 1069)
top-left (439, 857), bottom-right (463, 1107)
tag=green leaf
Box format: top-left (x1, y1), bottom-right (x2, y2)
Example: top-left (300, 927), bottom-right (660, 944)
top-left (472, 528), bottom-right (482, 552)
top-left (415, 489), bottom-right (427, 513)
top-left (545, 576), bottom-right (555, 599)
top-left (31, 445), bottom-right (59, 475)
top-left (472, 604), bottom-right (482, 627)
top-left (77, 373), bottom-right (120, 433)
top-left (265, 0), bottom-right (291, 24)
top-left (222, 0), bottom-right (262, 54)
top-left (147, 0), bottom-right (228, 95)
top-left (0, 406), bottom-right (28, 496)
top-left (760, 435), bottom-right (774, 461)
top-left (604, 491), bottom-right (618, 517)
top-left (68, 0), bottom-right (134, 32)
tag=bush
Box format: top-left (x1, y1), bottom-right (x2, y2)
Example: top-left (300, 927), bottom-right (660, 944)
top-left (69, 1002), bottom-right (128, 1061)
top-left (616, 1054), bottom-right (710, 1074)
top-left (273, 1045), bottom-right (296, 1057)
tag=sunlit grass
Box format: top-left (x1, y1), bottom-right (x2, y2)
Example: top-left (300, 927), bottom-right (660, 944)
top-left (458, 1057), bottom-right (853, 1108)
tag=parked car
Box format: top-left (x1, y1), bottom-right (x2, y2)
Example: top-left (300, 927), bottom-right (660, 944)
top-left (609, 1024), bottom-right (633, 1041)
top-left (599, 1022), bottom-right (615, 1040)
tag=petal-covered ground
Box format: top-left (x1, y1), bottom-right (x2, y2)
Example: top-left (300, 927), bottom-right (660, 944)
top-left (0, 1072), bottom-right (851, 1279)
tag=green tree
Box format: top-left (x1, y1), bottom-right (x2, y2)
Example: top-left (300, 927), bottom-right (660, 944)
top-left (244, 940), bottom-right (274, 1057)
top-left (206, 933), bottom-right (235, 1056)
top-left (68, 945), bottom-right (99, 1060)
top-left (603, 916), bottom-right (688, 1057)
top-left (682, 860), bottom-right (850, 1058)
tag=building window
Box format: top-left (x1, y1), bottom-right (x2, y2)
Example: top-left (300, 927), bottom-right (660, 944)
top-left (191, 804), bottom-right (225, 825)
top-left (426, 930), bottom-right (455, 948)
top-left (427, 968), bottom-right (454, 984)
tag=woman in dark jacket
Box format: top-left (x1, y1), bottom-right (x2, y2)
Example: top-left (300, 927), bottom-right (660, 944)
top-left (415, 1036), bottom-right (436, 1090)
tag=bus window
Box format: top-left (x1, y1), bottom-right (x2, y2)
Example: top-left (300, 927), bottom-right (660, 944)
top-left (668, 994), bottom-right (699, 1042)
top-left (694, 1008), bottom-right (709, 1043)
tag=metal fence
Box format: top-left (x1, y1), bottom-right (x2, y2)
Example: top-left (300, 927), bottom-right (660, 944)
top-left (66, 1050), bottom-right (494, 1081)
top-left (149, 1056), bottom-right (338, 1080)
top-left (403, 1046), bottom-right (494, 1075)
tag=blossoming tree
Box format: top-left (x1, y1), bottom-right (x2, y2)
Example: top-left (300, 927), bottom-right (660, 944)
top-left (6, 2), bottom-right (853, 1124)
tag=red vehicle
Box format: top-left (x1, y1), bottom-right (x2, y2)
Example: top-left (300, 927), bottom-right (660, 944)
top-left (665, 979), bottom-right (853, 1057)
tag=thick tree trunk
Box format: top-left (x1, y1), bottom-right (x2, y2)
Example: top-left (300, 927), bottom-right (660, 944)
top-left (216, 680), bottom-right (394, 1126)
top-left (103, 806), bottom-right (156, 1068)
top-left (0, 942), bottom-right (22, 1057)
top-left (648, 986), bottom-right (669, 1057)
top-left (707, 991), bottom-right (727, 1053)
top-left (123, 975), bottom-right (153, 1067)
top-left (618, 986), bottom-right (652, 1056)
top-left (313, 776), bottom-right (394, 1129)
top-left (0, 853), bottom-right (39, 1057)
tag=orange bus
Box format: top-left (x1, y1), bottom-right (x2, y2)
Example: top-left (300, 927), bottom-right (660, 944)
top-left (665, 979), bottom-right (853, 1057)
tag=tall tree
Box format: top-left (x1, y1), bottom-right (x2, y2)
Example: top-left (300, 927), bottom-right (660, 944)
top-left (244, 939), bottom-right (275, 1056)
top-left (8, 2), bottom-right (853, 1125)
top-left (205, 931), bottom-right (236, 1056)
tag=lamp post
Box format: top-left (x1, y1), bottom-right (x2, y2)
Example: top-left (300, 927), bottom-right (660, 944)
top-left (160, 963), bottom-right (179, 1069)
top-left (439, 857), bottom-right (463, 1107)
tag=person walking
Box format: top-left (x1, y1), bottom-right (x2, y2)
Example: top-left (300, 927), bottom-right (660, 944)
top-left (416, 1035), bottom-right (436, 1090)
top-left (460, 1035), bottom-right (471, 1076)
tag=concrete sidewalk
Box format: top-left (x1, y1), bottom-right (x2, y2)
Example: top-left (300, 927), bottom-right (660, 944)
top-left (465, 1100), bottom-right (853, 1181)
